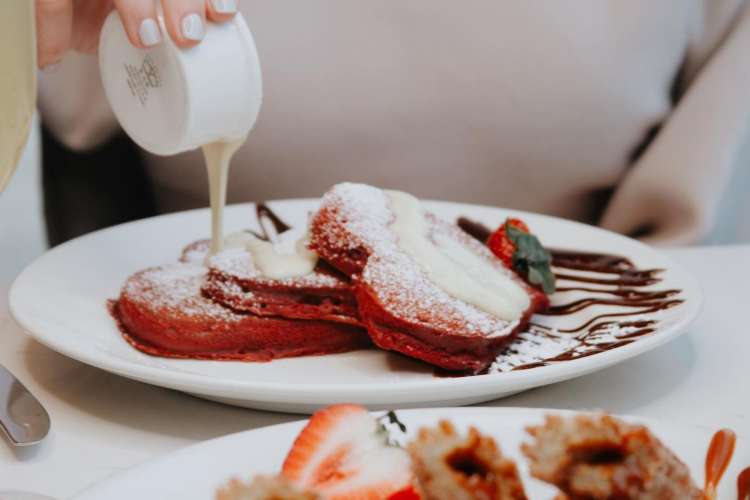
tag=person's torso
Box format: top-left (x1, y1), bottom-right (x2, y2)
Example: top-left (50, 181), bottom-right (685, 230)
top-left (146, 1), bottom-right (696, 223)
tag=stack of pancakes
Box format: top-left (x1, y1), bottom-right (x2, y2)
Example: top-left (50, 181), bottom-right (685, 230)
top-left (112, 183), bottom-right (547, 372)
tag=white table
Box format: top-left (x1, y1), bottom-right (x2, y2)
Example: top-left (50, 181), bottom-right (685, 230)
top-left (0, 245), bottom-right (748, 498)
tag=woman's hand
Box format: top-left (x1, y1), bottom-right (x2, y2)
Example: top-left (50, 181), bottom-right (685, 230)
top-left (36, 0), bottom-right (237, 68)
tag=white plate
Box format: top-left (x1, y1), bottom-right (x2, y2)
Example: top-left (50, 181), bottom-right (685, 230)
top-left (9, 200), bottom-right (701, 413)
top-left (70, 407), bottom-right (747, 499)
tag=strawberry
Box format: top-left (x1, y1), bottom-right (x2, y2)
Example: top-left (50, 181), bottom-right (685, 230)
top-left (282, 404), bottom-right (414, 500)
top-left (387, 485), bottom-right (422, 500)
top-left (487, 218), bottom-right (529, 268)
top-left (487, 218), bottom-right (556, 295)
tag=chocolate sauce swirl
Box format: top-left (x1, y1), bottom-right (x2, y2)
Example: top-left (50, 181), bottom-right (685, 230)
top-left (256, 202), bottom-right (291, 236)
top-left (245, 202), bottom-right (293, 241)
top-left (456, 217), bottom-right (685, 372)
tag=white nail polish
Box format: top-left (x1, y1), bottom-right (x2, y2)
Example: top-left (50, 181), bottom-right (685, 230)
top-left (138, 18), bottom-right (162, 46)
top-left (181, 13), bottom-right (205, 41)
top-left (212, 0), bottom-right (237, 14)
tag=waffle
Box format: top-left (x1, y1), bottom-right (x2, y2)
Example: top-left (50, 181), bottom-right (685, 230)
top-left (408, 420), bottom-right (527, 500)
top-left (522, 414), bottom-right (702, 499)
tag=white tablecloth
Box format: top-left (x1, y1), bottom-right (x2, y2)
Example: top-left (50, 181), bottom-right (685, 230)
top-left (0, 245), bottom-right (748, 498)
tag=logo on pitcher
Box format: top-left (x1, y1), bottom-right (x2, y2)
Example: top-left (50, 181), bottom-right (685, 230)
top-left (141, 56), bottom-right (161, 88)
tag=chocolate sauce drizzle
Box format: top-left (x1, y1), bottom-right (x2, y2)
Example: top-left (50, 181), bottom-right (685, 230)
top-left (257, 202), bottom-right (291, 235)
top-left (456, 217), bottom-right (685, 372)
top-left (246, 202), bottom-right (292, 241)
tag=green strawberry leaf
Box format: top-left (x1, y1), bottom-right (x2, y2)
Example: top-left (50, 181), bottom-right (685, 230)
top-left (506, 222), bottom-right (556, 295)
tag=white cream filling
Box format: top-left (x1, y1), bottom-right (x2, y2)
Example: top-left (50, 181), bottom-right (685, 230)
top-left (387, 190), bottom-right (530, 321)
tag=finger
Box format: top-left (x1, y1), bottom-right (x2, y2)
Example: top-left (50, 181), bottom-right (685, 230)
top-left (112, 0), bottom-right (162, 48)
top-left (161, 0), bottom-right (206, 48)
top-left (205, 0), bottom-right (237, 23)
top-left (70, 0), bottom-right (114, 54)
top-left (36, 0), bottom-right (74, 68)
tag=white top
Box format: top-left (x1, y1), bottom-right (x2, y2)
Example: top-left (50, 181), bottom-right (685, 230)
top-left (0, 245), bottom-right (747, 497)
top-left (38, 0), bottom-right (750, 245)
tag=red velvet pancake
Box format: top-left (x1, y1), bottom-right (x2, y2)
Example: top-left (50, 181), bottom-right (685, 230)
top-left (112, 263), bottom-right (370, 361)
top-left (202, 247), bottom-right (361, 326)
top-left (310, 183), bottom-right (547, 373)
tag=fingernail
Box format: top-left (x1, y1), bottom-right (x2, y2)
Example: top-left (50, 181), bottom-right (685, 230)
top-left (211, 0), bottom-right (237, 14)
top-left (181, 13), bottom-right (205, 41)
top-left (138, 18), bottom-right (162, 46)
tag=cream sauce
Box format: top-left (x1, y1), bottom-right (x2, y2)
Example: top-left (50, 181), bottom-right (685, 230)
top-left (217, 228), bottom-right (318, 279)
top-left (202, 145), bottom-right (319, 277)
top-left (246, 232), bottom-right (318, 279)
top-left (202, 138), bottom-right (245, 255)
top-left (0, 2), bottom-right (37, 192)
top-left (387, 190), bottom-right (529, 321)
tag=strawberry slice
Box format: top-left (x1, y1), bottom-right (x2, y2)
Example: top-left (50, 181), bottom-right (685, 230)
top-left (282, 404), bottom-right (414, 499)
top-left (387, 485), bottom-right (422, 500)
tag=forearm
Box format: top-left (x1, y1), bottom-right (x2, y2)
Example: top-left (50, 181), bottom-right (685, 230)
top-left (601, 2), bottom-right (750, 246)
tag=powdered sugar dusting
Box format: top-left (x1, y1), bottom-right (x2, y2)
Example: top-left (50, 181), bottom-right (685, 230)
top-left (208, 247), bottom-right (256, 279)
top-left (318, 183), bottom-right (529, 337)
top-left (204, 269), bottom-right (254, 301)
top-left (491, 329), bottom-right (578, 372)
top-left (490, 316), bottom-right (659, 372)
top-left (180, 240), bottom-right (210, 263)
top-left (122, 264), bottom-right (241, 322)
